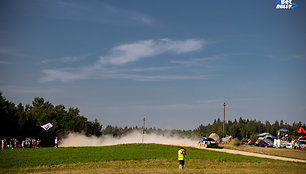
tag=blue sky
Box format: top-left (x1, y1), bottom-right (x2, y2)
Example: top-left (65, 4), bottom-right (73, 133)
top-left (0, 0), bottom-right (305, 130)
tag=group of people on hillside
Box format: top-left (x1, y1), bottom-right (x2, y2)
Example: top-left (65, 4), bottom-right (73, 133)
top-left (1, 137), bottom-right (41, 149)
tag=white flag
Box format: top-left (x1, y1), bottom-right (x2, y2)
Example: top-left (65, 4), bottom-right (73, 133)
top-left (41, 123), bottom-right (53, 130)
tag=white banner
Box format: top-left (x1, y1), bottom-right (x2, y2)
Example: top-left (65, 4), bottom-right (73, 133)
top-left (41, 123), bottom-right (53, 130)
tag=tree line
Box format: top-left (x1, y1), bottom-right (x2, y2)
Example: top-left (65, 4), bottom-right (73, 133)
top-left (0, 92), bottom-right (102, 146)
top-left (194, 118), bottom-right (305, 142)
top-left (1, 92), bottom-right (305, 146)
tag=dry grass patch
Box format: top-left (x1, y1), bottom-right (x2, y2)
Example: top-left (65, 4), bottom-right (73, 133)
top-left (222, 144), bottom-right (306, 160)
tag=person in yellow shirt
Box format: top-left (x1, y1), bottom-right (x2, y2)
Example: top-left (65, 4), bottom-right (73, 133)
top-left (178, 147), bottom-right (186, 170)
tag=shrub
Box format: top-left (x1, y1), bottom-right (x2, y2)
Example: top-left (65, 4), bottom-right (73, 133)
top-left (229, 138), bottom-right (242, 146)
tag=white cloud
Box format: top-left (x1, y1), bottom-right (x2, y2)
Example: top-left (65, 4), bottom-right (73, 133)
top-left (100, 39), bottom-right (205, 65)
top-left (40, 38), bottom-right (206, 83)
top-left (40, 69), bottom-right (88, 83)
top-left (171, 57), bottom-right (217, 67)
top-left (42, 55), bottom-right (87, 64)
top-left (170, 54), bottom-right (242, 67)
top-left (107, 40), bottom-right (159, 65)
top-left (127, 66), bottom-right (174, 72)
top-left (103, 66), bottom-right (174, 73)
top-left (165, 39), bottom-right (204, 54)
top-left (100, 73), bottom-right (210, 81)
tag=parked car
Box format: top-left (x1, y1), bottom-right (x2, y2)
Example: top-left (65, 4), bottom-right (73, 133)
top-left (257, 133), bottom-right (275, 147)
top-left (286, 143), bottom-right (293, 149)
top-left (256, 139), bottom-right (274, 147)
top-left (199, 137), bottom-right (218, 148)
top-left (298, 141), bottom-right (306, 150)
top-left (299, 137), bottom-right (306, 142)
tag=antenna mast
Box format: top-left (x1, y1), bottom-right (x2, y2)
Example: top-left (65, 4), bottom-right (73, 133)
top-left (142, 116), bottom-right (146, 143)
top-left (223, 102), bottom-right (226, 138)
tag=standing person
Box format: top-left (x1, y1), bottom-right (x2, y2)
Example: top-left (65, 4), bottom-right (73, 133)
top-left (1, 139), bottom-right (4, 149)
top-left (297, 141), bottom-right (300, 150)
top-left (32, 139), bottom-right (36, 148)
top-left (9, 138), bottom-right (13, 149)
top-left (55, 137), bottom-right (58, 148)
top-left (29, 138), bottom-right (32, 148)
top-left (248, 139), bottom-right (251, 145)
top-left (14, 138), bottom-right (18, 148)
top-left (178, 147), bottom-right (186, 170)
top-left (37, 139), bottom-right (41, 148)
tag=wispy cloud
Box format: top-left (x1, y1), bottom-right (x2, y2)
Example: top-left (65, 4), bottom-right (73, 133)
top-left (40, 69), bottom-right (88, 83)
top-left (98, 74), bottom-right (210, 82)
top-left (40, 38), bottom-right (206, 83)
top-left (171, 57), bottom-right (216, 67)
top-left (170, 53), bottom-right (244, 69)
top-left (98, 39), bottom-right (205, 66)
top-left (103, 66), bottom-right (174, 74)
top-left (42, 55), bottom-right (88, 64)
top-left (40, 68), bottom-right (209, 83)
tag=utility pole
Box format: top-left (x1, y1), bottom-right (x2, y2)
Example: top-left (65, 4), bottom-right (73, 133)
top-left (223, 102), bottom-right (226, 138)
top-left (142, 116), bottom-right (146, 143)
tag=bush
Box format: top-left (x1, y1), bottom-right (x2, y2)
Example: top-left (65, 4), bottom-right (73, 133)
top-left (241, 138), bottom-right (249, 144)
top-left (229, 138), bottom-right (242, 146)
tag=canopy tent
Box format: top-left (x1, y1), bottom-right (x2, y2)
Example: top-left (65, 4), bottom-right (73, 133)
top-left (258, 132), bottom-right (275, 140)
top-left (258, 132), bottom-right (271, 137)
top-left (279, 128), bottom-right (288, 132)
top-left (294, 127), bottom-right (306, 134)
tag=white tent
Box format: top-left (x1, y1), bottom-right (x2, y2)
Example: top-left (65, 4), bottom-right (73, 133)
top-left (258, 132), bottom-right (275, 140)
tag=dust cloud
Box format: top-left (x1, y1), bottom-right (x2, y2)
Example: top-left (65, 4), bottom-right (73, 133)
top-left (60, 131), bottom-right (199, 148)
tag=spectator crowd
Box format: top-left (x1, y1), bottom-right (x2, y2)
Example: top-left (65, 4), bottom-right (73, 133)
top-left (1, 137), bottom-right (41, 149)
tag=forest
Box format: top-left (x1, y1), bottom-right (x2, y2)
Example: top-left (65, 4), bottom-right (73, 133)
top-left (0, 92), bottom-right (102, 146)
top-left (0, 92), bottom-right (305, 146)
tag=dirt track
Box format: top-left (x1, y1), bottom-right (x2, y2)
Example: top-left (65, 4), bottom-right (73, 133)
top-left (204, 148), bottom-right (306, 163)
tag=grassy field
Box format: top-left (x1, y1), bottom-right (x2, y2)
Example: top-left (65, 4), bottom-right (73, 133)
top-left (4, 159), bottom-right (306, 174)
top-left (221, 144), bottom-right (306, 160)
top-left (0, 144), bottom-right (305, 173)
